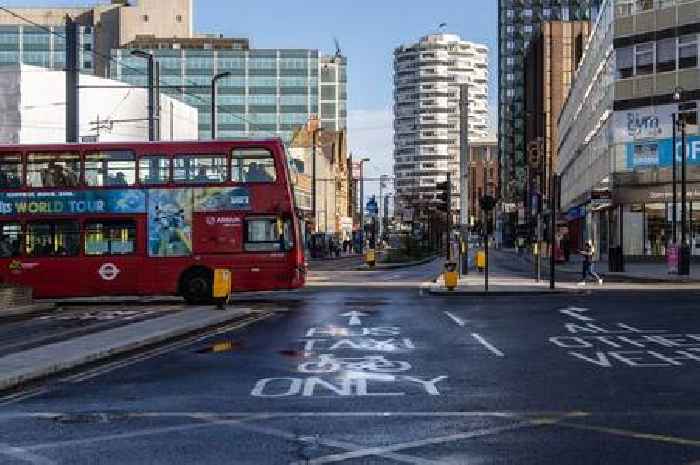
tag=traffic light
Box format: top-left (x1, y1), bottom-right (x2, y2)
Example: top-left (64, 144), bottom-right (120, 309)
top-left (528, 142), bottom-right (539, 168)
top-left (436, 181), bottom-right (449, 212)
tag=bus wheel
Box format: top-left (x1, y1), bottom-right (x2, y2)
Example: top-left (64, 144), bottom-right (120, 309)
top-left (181, 268), bottom-right (213, 305)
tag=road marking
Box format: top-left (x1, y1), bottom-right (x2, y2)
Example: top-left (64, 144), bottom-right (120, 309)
top-left (556, 421), bottom-right (700, 447)
top-left (559, 307), bottom-right (593, 322)
top-left (0, 442), bottom-right (57, 465)
top-left (471, 333), bottom-right (505, 357)
top-left (339, 310), bottom-right (368, 326)
top-left (293, 421), bottom-right (537, 464)
top-left (195, 414), bottom-right (442, 465)
top-left (444, 311), bottom-right (465, 327)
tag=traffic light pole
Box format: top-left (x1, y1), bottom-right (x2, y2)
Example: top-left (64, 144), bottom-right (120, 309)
top-left (446, 172), bottom-right (452, 261)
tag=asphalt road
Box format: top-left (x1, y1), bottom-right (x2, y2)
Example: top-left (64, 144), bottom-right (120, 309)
top-left (1, 260), bottom-right (700, 464)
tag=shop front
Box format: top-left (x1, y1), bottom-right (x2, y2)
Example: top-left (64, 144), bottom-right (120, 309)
top-left (614, 184), bottom-right (700, 259)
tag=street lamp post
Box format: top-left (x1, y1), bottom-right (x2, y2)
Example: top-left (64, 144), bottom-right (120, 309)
top-left (130, 50), bottom-right (156, 142)
top-left (211, 71), bottom-right (232, 140)
top-left (674, 87), bottom-right (690, 275)
top-left (359, 158), bottom-right (370, 251)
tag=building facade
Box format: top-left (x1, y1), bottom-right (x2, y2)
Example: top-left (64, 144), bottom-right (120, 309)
top-left (557, 0), bottom-right (700, 260)
top-left (498, 0), bottom-right (592, 205)
top-left (0, 63), bottom-right (198, 144)
top-left (393, 33), bottom-right (489, 218)
top-left (0, 0), bottom-right (193, 77)
top-left (466, 138), bottom-right (499, 227)
top-left (524, 21), bottom-right (591, 218)
top-left (112, 40), bottom-right (347, 143)
top-left (288, 119), bottom-right (352, 239)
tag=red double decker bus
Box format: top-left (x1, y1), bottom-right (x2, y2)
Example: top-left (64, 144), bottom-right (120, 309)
top-left (0, 139), bottom-right (305, 303)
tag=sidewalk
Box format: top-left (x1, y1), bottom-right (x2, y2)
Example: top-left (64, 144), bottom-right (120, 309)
top-left (499, 247), bottom-right (700, 283)
top-left (0, 305), bottom-right (262, 393)
top-left (428, 272), bottom-right (578, 295)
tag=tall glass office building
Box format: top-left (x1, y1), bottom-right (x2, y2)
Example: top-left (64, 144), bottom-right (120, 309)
top-left (0, 25), bottom-right (94, 73)
top-left (111, 42), bottom-right (347, 142)
top-left (498, 0), bottom-right (592, 203)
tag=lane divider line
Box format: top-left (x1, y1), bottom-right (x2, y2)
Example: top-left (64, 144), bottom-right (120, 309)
top-left (444, 311), bottom-right (465, 327)
top-left (471, 333), bottom-right (505, 357)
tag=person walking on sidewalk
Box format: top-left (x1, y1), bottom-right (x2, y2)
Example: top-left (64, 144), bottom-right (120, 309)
top-left (578, 240), bottom-right (603, 286)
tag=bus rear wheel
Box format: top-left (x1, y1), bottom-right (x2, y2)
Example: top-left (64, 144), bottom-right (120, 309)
top-left (181, 268), bottom-right (213, 305)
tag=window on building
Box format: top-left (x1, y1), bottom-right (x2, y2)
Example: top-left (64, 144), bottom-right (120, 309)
top-left (176, 14), bottom-right (183, 22)
top-left (85, 150), bottom-right (136, 187)
top-left (0, 154), bottom-right (22, 188)
top-left (25, 222), bottom-right (80, 257)
top-left (656, 37), bottom-right (677, 72)
top-left (84, 221), bottom-right (136, 256)
top-left (678, 34), bottom-right (698, 69)
top-left (142, 14), bottom-right (149, 22)
top-left (679, 102), bottom-right (698, 126)
top-left (245, 217), bottom-right (293, 251)
top-left (139, 156), bottom-right (171, 184)
top-left (0, 223), bottom-right (21, 258)
top-left (617, 46), bottom-right (634, 78)
top-left (27, 152), bottom-right (80, 188)
top-left (232, 148), bottom-right (277, 183)
top-left (173, 155), bottom-right (227, 183)
top-left (635, 42), bottom-right (655, 75)
top-left (636, 0), bottom-right (654, 12)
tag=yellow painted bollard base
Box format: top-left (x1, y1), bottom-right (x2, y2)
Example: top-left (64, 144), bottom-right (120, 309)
top-left (213, 268), bottom-right (232, 308)
top-left (365, 249), bottom-right (376, 268)
top-left (444, 271), bottom-right (458, 291)
top-left (476, 250), bottom-right (487, 271)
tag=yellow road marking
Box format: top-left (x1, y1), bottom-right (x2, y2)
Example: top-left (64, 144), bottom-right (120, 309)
top-left (557, 421), bottom-right (700, 447)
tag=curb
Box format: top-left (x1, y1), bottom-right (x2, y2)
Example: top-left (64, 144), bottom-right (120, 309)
top-left (0, 307), bottom-right (261, 393)
top-left (0, 302), bottom-right (56, 318)
top-left (427, 288), bottom-right (576, 296)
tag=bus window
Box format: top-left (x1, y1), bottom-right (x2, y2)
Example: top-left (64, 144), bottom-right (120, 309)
top-left (26, 222), bottom-right (80, 257)
top-left (232, 149), bottom-right (277, 183)
top-left (244, 217), bottom-right (293, 252)
top-left (85, 150), bottom-right (136, 187)
top-left (0, 223), bottom-right (21, 257)
top-left (85, 221), bottom-right (136, 255)
top-left (27, 152), bottom-right (80, 188)
top-left (0, 155), bottom-right (22, 188)
top-left (139, 156), bottom-right (171, 185)
top-left (173, 155), bottom-right (226, 183)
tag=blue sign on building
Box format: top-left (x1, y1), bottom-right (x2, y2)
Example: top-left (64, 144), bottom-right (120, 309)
top-left (626, 135), bottom-right (700, 169)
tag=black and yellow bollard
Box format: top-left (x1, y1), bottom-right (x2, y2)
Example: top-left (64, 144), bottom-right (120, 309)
top-left (365, 248), bottom-right (376, 268)
top-left (213, 268), bottom-right (232, 309)
top-left (443, 261), bottom-right (458, 291)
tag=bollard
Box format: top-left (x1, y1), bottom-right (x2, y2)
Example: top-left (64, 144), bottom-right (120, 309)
top-left (213, 268), bottom-right (232, 309)
top-left (365, 248), bottom-right (376, 268)
top-left (443, 261), bottom-right (458, 291)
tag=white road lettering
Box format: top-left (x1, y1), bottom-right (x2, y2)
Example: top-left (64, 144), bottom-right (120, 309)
top-left (549, 336), bottom-right (593, 349)
top-left (559, 307), bottom-right (593, 322)
top-left (401, 376), bottom-right (448, 396)
top-left (568, 351), bottom-right (612, 367)
top-left (251, 378), bottom-right (303, 397)
top-left (302, 378), bottom-right (352, 396)
top-left (608, 351), bottom-right (676, 367)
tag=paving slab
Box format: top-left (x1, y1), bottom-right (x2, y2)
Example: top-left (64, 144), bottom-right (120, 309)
top-left (0, 306), bottom-right (257, 392)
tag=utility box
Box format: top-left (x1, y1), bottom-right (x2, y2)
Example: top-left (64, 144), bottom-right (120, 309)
top-left (444, 261), bottom-right (458, 291)
top-left (213, 268), bottom-right (232, 299)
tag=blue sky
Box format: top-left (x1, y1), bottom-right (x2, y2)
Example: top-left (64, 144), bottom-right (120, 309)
top-left (5, 0), bottom-right (498, 183)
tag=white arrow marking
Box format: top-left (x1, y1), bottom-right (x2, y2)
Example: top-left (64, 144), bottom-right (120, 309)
top-left (339, 311), bottom-right (368, 326)
top-left (444, 311), bottom-right (465, 327)
top-left (559, 307), bottom-right (593, 322)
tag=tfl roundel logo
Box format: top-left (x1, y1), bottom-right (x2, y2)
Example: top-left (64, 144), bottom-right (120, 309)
top-left (98, 263), bottom-right (121, 281)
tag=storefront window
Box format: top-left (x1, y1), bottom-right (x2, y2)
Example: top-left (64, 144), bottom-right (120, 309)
top-left (691, 203), bottom-right (700, 256)
top-left (645, 203), bottom-right (666, 256)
